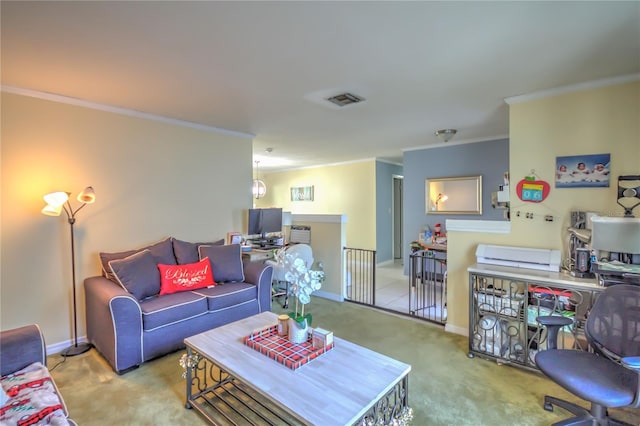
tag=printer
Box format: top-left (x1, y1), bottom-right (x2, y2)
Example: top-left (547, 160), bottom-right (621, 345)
top-left (590, 216), bottom-right (640, 286)
top-left (476, 244), bottom-right (561, 272)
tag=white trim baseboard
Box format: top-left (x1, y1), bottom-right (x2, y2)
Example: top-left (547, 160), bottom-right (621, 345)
top-left (313, 290), bottom-right (344, 302)
top-left (47, 336), bottom-right (89, 355)
top-left (445, 323), bottom-right (468, 337)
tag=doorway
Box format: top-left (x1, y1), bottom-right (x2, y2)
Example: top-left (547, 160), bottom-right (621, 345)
top-left (392, 175), bottom-right (403, 260)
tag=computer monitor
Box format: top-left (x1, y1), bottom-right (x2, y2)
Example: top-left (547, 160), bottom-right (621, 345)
top-left (247, 208), bottom-right (283, 240)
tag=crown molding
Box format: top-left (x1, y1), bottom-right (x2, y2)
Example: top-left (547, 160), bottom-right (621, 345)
top-left (403, 136), bottom-right (510, 153)
top-left (270, 157), bottom-right (377, 174)
top-left (1, 85), bottom-right (255, 139)
top-left (376, 158), bottom-right (403, 167)
top-left (504, 73), bottom-right (640, 105)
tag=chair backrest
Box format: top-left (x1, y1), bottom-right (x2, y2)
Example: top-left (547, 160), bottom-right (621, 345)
top-left (285, 244), bottom-right (314, 268)
top-left (586, 284), bottom-right (640, 360)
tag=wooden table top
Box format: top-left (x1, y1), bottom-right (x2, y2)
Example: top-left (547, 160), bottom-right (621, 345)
top-left (423, 242), bottom-right (447, 252)
top-left (184, 312), bottom-right (411, 426)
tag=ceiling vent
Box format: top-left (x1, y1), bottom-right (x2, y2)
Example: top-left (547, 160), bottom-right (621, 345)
top-left (326, 92), bottom-right (365, 107)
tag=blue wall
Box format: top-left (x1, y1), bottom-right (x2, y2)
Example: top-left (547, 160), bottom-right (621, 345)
top-left (403, 139), bottom-right (509, 271)
top-left (376, 160), bottom-right (403, 263)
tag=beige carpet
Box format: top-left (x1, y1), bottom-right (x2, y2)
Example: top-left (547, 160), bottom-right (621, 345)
top-left (49, 297), bottom-right (640, 425)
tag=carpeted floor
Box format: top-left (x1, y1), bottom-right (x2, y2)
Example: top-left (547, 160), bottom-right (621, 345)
top-left (49, 297), bottom-right (640, 425)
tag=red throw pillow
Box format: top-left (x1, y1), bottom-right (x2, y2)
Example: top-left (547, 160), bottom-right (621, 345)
top-left (158, 257), bottom-right (215, 295)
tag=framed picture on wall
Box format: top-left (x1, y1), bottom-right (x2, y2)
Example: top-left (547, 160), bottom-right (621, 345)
top-left (291, 186), bottom-right (314, 201)
top-left (226, 232), bottom-right (242, 245)
top-left (555, 153), bottom-right (610, 188)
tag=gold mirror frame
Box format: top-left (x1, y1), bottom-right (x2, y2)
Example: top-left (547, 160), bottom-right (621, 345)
top-left (426, 175), bottom-right (482, 215)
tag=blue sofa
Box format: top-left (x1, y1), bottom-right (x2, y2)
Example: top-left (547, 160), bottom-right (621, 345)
top-left (84, 237), bottom-right (273, 374)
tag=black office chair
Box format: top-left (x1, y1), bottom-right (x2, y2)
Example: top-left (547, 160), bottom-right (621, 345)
top-left (535, 284), bottom-right (640, 426)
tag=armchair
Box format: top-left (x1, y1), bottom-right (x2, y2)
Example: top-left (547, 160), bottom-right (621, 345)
top-left (535, 284), bottom-right (640, 425)
top-left (1, 325), bottom-right (76, 425)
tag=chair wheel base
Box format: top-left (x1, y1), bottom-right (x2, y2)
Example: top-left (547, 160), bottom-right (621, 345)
top-left (544, 402), bottom-right (554, 412)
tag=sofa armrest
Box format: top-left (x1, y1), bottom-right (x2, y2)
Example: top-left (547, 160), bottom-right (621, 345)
top-left (0, 324), bottom-right (46, 376)
top-left (84, 276), bottom-right (143, 374)
top-left (243, 262), bottom-right (274, 312)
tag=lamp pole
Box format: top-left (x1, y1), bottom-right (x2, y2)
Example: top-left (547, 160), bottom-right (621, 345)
top-left (42, 187), bottom-right (95, 357)
top-left (62, 202), bottom-right (92, 356)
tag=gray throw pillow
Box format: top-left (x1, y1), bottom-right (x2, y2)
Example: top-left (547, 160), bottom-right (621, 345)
top-left (198, 244), bottom-right (245, 283)
top-left (108, 249), bottom-right (161, 300)
top-left (173, 237), bottom-right (224, 264)
top-left (100, 237), bottom-right (176, 281)
top-left (146, 237), bottom-right (178, 265)
top-left (99, 249), bottom-right (137, 281)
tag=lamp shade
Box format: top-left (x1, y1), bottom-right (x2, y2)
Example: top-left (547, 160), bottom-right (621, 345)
top-left (43, 191), bottom-right (69, 207)
top-left (41, 204), bottom-right (63, 216)
top-left (77, 186), bottom-right (96, 204)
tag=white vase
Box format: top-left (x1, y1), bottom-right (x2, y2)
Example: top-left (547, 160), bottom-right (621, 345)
top-left (288, 318), bottom-right (309, 344)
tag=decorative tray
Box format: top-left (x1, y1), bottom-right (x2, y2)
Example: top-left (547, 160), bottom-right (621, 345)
top-left (244, 325), bottom-right (334, 371)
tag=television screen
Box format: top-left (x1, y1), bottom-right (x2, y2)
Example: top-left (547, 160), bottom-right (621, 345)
top-left (247, 208), bottom-right (283, 238)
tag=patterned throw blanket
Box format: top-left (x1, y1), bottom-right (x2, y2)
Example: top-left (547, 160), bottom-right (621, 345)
top-left (0, 362), bottom-right (69, 425)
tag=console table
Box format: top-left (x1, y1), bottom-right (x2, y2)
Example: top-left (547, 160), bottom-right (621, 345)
top-left (467, 263), bottom-right (603, 372)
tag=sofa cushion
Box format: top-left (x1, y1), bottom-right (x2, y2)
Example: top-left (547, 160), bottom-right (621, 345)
top-left (99, 249), bottom-right (137, 281)
top-left (158, 258), bottom-right (215, 295)
top-left (198, 244), bottom-right (245, 283)
top-left (109, 250), bottom-right (161, 301)
top-left (0, 362), bottom-right (70, 426)
top-left (139, 291), bottom-right (208, 332)
top-left (193, 282), bottom-right (257, 312)
top-left (172, 237), bottom-right (224, 264)
top-left (100, 237), bottom-right (176, 281)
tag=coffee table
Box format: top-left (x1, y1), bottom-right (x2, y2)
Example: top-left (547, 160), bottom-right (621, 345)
top-left (184, 312), bottom-right (411, 425)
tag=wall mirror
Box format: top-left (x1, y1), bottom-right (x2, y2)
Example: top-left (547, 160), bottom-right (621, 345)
top-left (426, 175), bottom-right (482, 215)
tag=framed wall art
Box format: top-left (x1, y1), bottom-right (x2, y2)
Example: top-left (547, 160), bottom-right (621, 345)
top-left (226, 232), bottom-right (242, 245)
top-left (555, 153), bottom-right (610, 188)
top-left (426, 176), bottom-right (482, 214)
top-left (291, 186), bottom-right (314, 201)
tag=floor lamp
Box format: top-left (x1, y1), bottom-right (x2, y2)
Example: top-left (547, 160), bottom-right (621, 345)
top-left (42, 186), bottom-right (96, 357)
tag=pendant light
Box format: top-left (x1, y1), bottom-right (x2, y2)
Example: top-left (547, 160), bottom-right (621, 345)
top-left (252, 160), bottom-right (266, 199)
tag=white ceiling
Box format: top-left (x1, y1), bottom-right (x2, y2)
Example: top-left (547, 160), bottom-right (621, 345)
top-left (2, 1), bottom-right (639, 172)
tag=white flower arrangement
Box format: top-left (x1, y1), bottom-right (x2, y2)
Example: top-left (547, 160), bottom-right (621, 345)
top-left (274, 249), bottom-right (324, 325)
top-left (179, 352), bottom-right (201, 379)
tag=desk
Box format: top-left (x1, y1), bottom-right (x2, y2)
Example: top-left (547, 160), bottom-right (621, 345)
top-left (467, 263), bottom-right (602, 371)
top-left (241, 249), bottom-right (275, 263)
top-left (423, 242), bottom-right (447, 252)
top-left (242, 249), bottom-right (288, 308)
top-left (410, 241), bottom-right (447, 253)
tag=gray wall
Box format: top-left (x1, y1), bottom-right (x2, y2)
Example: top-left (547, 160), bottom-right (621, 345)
top-left (403, 139), bottom-right (509, 272)
top-left (376, 161), bottom-right (403, 263)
